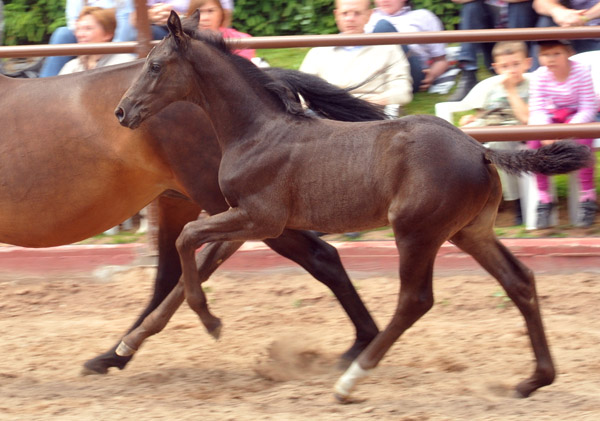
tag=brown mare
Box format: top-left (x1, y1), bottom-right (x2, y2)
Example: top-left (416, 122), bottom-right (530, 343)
top-left (0, 47), bottom-right (390, 373)
top-left (116, 12), bottom-right (592, 401)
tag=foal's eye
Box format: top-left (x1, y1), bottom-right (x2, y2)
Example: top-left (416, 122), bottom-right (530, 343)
top-left (149, 63), bottom-right (161, 73)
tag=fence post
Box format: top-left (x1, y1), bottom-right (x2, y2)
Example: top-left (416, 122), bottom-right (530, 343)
top-left (134, 0), bottom-right (152, 58)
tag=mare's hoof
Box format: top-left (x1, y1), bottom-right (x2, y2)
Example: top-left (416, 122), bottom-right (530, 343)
top-left (81, 351), bottom-right (130, 376)
top-left (81, 360), bottom-right (109, 376)
top-left (336, 356), bottom-right (353, 371)
top-left (81, 366), bottom-right (106, 376)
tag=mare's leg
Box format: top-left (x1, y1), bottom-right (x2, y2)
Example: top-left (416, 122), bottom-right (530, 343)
top-left (82, 195), bottom-right (200, 374)
top-left (334, 233), bottom-right (441, 401)
top-left (264, 229), bottom-right (379, 363)
top-left (451, 224), bottom-right (555, 398)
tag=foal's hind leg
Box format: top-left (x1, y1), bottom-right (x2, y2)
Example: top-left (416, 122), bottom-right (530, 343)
top-left (451, 227), bottom-right (555, 398)
top-left (334, 235), bottom-right (441, 401)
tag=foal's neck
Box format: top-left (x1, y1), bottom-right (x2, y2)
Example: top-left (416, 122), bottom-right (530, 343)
top-left (188, 47), bottom-right (287, 147)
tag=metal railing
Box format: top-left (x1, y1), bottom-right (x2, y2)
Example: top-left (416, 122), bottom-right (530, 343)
top-left (1, 5), bottom-right (599, 142)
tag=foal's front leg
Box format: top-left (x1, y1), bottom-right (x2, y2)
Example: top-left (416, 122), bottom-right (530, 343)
top-left (115, 241), bottom-right (245, 357)
top-left (176, 208), bottom-right (283, 328)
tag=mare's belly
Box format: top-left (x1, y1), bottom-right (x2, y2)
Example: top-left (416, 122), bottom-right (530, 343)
top-left (0, 195), bottom-right (152, 248)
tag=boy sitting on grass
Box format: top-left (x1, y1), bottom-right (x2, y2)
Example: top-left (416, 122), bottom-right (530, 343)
top-left (459, 41), bottom-right (532, 225)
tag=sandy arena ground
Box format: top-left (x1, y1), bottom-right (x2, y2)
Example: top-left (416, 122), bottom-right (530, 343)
top-left (1, 265), bottom-right (599, 420)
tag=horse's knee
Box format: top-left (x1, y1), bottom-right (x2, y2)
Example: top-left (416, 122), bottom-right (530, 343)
top-left (309, 241), bottom-right (345, 279)
top-left (186, 292), bottom-right (207, 313)
top-left (504, 271), bottom-right (537, 306)
top-left (398, 292), bottom-right (434, 321)
top-left (175, 225), bottom-right (198, 255)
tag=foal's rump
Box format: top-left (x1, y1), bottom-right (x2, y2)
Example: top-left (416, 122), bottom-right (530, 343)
top-left (398, 114), bottom-right (592, 179)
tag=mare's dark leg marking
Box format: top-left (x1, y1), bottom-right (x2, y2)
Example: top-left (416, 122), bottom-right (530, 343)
top-left (264, 229), bottom-right (379, 363)
top-left (82, 196), bottom-right (199, 375)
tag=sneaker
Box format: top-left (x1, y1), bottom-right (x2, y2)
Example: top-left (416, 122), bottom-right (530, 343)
top-left (536, 202), bottom-right (553, 229)
top-left (576, 200), bottom-right (597, 228)
top-left (448, 69), bottom-right (477, 102)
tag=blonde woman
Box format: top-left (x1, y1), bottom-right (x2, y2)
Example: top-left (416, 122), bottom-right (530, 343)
top-left (187, 0), bottom-right (255, 60)
top-left (59, 7), bottom-right (135, 74)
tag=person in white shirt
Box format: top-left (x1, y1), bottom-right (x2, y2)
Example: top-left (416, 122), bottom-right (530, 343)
top-left (364, 0), bottom-right (449, 93)
top-left (300, 0), bottom-right (412, 113)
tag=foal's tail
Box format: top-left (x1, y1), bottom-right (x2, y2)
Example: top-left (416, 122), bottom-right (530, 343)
top-left (264, 68), bottom-right (388, 122)
top-left (485, 140), bottom-right (593, 175)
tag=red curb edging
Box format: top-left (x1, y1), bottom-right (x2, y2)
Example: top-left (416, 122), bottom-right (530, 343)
top-left (2, 239), bottom-right (600, 276)
top-left (0, 244), bottom-right (147, 275)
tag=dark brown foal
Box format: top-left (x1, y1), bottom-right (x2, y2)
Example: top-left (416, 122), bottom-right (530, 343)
top-left (1, 57), bottom-right (383, 374)
top-left (116, 11), bottom-right (591, 401)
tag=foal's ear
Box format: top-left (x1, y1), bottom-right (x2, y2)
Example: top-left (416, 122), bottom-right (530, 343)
top-left (181, 9), bottom-right (200, 33)
top-left (189, 9), bottom-right (200, 25)
top-left (167, 10), bottom-right (187, 47)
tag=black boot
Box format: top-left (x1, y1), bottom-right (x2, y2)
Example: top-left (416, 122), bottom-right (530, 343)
top-left (449, 69), bottom-right (477, 101)
top-left (536, 202), bottom-right (553, 230)
top-left (576, 200), bottom-right (597, 228)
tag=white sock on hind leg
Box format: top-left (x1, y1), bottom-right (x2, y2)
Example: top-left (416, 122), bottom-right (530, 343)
top-left (334, 360), bottom-right (371, 398)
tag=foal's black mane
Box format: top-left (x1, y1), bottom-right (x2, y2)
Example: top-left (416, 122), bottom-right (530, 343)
top-left (178, 23), bottom-right (388, 122)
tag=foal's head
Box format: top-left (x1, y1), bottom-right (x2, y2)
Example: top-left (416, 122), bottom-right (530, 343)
top-left (116, 11), bottom-right (209, 129)
top-left (116, 10), bottom-right (307, 129)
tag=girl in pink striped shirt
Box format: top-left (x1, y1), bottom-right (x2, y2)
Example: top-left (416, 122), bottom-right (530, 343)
top-left (529, 40), bottom-right (598, 228)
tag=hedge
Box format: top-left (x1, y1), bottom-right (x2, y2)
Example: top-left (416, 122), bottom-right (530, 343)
top-left (1, 0), bottom-right (460, 46)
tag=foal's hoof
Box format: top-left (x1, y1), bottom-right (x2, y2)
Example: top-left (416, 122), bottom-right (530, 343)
top-left (515, 372), bottom-right (554, 398)
top-left (333, 393), bottom-right (365, 405)
top-left (334, 393), bottom-right (351, 404)
top-left (514, 382), bottom-right (535, 399)
top-left (207, 322), bottom-right (222, 340)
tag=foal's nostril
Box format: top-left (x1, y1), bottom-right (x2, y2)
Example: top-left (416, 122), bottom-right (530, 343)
top-left (114, 107), bottom-right (125, 122)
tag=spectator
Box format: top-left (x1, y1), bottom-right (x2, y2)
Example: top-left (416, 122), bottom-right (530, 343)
top-left (187, 0), bottom-right (254, 60)
top-left (130, 1), bottom-right (190, 40)
top-left (507, 0), bottom-right (539, 32)
top-left (39, 0), bottom-right (136, 77)
top-left (364, 0), bottom-right (449, 93)
top-left (459, 41), bottom-right (532, 225)
top-left (59, 7), bottom-right (135, 75)
top-left (533, 0), bottom-right (600, 53)
top-left (300, 0), bottom-right (412, 113)
top-left (579, 1), bottom-right (600, 20)
top-left (449, 0), bottom-right (507, 101)
top-left (528, 40), bottom-right (598, 229)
